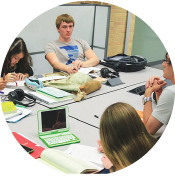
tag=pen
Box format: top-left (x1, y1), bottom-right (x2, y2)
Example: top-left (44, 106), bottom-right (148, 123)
top-left (14, 72), bottom-right (18, 86)
top-left (73, 68), bottom-right (80, 70)
top-left (0, 91), bottom-right (4, 94)
top-left (3, 73), bottom-right (5, 81)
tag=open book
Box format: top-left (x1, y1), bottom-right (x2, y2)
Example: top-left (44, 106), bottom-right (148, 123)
top-left (40, 149), bottom-right (99, 174)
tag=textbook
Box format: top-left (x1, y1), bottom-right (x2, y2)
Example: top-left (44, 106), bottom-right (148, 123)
top-left (39, 149), bottom-right (99, 174)
top-left (1, 101), bottom-right (17, 114)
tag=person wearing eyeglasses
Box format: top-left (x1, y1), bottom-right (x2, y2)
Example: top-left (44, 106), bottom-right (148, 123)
top-left (1, 37), bottom-right (33, 82)
top-left (143, 52), bottom-right (175, 135)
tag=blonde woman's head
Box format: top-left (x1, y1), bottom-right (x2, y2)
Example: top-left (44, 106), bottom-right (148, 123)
top-left (100, 102), bottom-right (157, 171)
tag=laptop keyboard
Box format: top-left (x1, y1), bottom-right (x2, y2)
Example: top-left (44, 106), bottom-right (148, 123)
top-left (44, 134), bottom-right (76, 145)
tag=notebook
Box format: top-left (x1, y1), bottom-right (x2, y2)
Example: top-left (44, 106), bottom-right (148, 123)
top-left (12, 132), bottom-right (45, 159)
top-left (36, 87), bottom-right (75, 101)
top-left (4, 108), bottom-right (23, 120)
top-left (6, 107), bottom-right (32, 123)
top-left (37, 107), bottom-right (80, 148)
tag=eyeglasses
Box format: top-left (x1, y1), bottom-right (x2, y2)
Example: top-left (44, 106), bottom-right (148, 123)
top-left (163, 58), bottom-right (171, 65)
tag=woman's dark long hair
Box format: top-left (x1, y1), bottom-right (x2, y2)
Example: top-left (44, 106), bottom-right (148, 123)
top-left (2, 37), bottom-right (33, 74)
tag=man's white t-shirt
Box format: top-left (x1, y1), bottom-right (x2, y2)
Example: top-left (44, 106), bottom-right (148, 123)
top-left (152, 85), bottom-right (175, 124)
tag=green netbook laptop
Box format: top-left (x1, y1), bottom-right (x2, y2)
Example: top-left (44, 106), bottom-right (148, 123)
top-left (37, 107), bottom-right (80, 148)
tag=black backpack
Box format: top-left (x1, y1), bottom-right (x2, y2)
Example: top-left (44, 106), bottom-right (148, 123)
top-left (100, 54), bottom-right (147, 72)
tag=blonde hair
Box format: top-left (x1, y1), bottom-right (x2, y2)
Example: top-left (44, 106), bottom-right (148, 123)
top-left (100, 102), bottom-right (157, 172)
top-left (55, 14), bottom-right (75, 29)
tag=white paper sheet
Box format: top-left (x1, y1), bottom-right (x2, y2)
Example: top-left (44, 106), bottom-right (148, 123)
top-left (7, 80), bottom-right (25, 87)
top-left (38, 76), bottom-right (66, 81)
top-left (1, 88), bottom-right (28, 95)
top-left (65, 144), bottom-right (104, 165)
top-left (78, 67), bottom-right (100, 74)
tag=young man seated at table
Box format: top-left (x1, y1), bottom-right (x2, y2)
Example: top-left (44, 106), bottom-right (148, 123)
top-left (45, 14), bottom-right (99, 74)
top-left (143, 52), bottom-right (175, 135)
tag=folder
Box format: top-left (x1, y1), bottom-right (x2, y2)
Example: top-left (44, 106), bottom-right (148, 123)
top-left (12, 132), bottom-right (45, 159)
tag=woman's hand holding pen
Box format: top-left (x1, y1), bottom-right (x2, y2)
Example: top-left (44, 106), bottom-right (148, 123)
top-left (5, 73), bottom-right (17, 82)
top-left (16, 73), bottom-right (26, 81)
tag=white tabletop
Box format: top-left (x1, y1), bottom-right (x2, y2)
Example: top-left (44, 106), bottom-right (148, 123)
top-left (5, 67), bottom-right (165, 151)
top-left (8, 114), bottom-right (100, 150)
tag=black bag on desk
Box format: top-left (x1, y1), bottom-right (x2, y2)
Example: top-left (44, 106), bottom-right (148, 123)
top-left (100, 54), bottom-right (147, 72)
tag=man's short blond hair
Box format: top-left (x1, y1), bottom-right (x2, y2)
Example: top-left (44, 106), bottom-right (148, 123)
top-left (56, 14), bottom-right (75, 29)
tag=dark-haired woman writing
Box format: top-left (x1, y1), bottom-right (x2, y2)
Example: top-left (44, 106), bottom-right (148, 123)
top-left (1, 37), bottom-right (33, 82)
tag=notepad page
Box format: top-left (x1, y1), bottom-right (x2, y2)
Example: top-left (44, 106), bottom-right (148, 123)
top-left (65, 144), bottom-right (104, 165)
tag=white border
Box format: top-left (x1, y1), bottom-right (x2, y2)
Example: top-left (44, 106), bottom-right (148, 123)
top-left (0, 0), bottom-right (174, 175)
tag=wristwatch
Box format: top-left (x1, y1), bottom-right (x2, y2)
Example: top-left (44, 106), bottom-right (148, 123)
top-left (142, 97), bottom-right (152, 105)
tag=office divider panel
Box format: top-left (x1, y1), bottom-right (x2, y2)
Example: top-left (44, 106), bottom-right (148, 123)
top-left (92, 5), bottom-right (110, 60)
top-left (93, 48), bottom-right (105, 60)
top-left (31, 53), bottom-right (53, 74)
top-left (18, 5), bottom-right (95, 53)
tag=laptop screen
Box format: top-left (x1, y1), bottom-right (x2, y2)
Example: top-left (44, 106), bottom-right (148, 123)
top-left (41, 108), bottom-right (66, 132)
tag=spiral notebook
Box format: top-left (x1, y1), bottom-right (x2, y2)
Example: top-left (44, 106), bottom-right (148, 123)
top-left (28, 87), bottom-right (74, 105)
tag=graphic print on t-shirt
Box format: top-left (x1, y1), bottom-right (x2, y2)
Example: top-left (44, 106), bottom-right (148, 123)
top-left (59, 45), bottom-right (79, 65)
